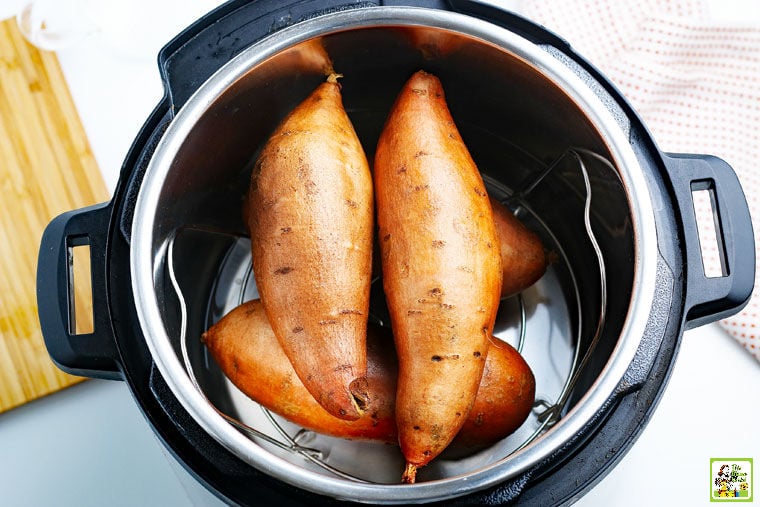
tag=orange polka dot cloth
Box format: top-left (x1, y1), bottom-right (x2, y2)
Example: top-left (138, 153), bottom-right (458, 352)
top-left (519, 0), bottom-right (760, 361)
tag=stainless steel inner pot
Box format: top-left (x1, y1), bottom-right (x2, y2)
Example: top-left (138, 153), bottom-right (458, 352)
top-left (131, 6), bottom-right (657, 504)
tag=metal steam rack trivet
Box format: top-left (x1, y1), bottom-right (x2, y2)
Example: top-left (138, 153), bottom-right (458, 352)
top-left (165, 146), bottom-right (611, 483)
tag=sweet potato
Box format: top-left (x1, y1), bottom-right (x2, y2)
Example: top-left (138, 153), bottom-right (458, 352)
top-left (203, 300), bottom-right (395, 442)
top-left (201, 300), bottom-right (535, 449)
top-left (373, 70), bottom-right (503, 482)
top-left (247, 74), bottom-right (373, 421)
top-left (490, 197), bottom-right (548, 298)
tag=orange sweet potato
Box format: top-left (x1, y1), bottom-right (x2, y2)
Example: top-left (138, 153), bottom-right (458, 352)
top-left (373, 70), bottom-right (503, 482)
top-left (247, 74), bottom-right (373, 421)
top-left (203, 300), bottom-right (395, 442)
top-left (202, 300), bottom-right (535, 449)
top-left (490, 197), bottom-right (548, 298)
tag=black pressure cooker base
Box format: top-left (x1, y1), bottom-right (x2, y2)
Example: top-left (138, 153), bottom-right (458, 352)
top-left (35, 0), bottom-right (753, 505)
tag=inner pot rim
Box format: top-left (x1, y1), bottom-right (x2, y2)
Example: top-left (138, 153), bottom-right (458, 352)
top-left (130, 6), bottom-right (659, 504)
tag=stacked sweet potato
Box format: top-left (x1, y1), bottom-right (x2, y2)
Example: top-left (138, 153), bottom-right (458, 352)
top-left (202, 71), bottom-right (547, 483)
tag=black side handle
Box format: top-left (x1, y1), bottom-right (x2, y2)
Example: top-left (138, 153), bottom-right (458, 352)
top-left (663, 154), bottom-right (754, 329)
top-left (36, 203), bottom-right (121, 380)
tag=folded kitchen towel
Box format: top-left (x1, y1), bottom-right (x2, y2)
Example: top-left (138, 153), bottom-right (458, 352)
top-left (520, 0), bottom-right (760, 361)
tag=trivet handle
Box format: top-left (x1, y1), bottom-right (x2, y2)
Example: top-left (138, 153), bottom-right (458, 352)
top-left (663, 153), bottom-right (755, 330)
top-left (36, 203), bottom-right (121, 380)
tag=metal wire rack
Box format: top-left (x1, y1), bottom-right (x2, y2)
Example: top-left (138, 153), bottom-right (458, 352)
top-left (165, 146), bottom-right (612, 483)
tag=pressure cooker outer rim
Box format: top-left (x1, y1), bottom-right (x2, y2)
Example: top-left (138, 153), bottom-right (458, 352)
top-left (128, 5), bottom-right (662, 504)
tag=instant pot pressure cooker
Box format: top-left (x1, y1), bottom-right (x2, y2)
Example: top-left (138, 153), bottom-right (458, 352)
top-left (37, 1), bottom-right (755, 505)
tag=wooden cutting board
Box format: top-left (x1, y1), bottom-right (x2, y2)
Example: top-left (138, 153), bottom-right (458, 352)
top-left (0, 18), bottom-right (108, 413)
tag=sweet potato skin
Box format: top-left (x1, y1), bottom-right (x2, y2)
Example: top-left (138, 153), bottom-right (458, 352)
top-left (490, 197), bottom-right (548, 298)
top-left (374, 70), bottom-right (503, 477)
top-left (247, 76), bottom-right (373, 421)
top-left (202, 300), bottom-right (534, 449)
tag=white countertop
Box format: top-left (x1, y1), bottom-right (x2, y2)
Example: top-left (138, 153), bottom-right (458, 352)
top-left (1, 1), bottom-right (758, 506)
